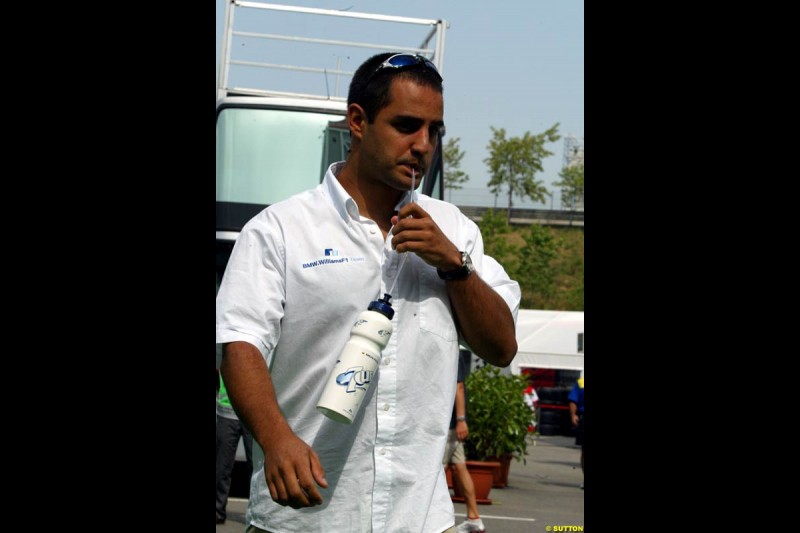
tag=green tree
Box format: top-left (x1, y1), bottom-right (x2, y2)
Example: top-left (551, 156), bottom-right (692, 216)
top-left (474, 222), bottom-right (583, 310)
top-left (484, 124), bottom-right (561, 224)
top-left (564, 253), bottom-right (584, 311)
top-left (517, 224), bottom-right (559, 308)
top-left (477, 208), bottom-right (518, 275)
top-left (442, 137), bottom-right (469, 202)
top-left (554, 162), bottom-right (584, 211)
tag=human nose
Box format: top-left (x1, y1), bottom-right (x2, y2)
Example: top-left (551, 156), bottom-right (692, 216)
top-left (410, 127), bottom-right (432, 158)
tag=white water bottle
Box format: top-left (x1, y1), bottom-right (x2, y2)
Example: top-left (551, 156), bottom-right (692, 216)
top-left (316, 294), bottom-right (395, 424)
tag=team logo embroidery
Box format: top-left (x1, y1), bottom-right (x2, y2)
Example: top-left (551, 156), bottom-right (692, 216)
top-left (302, 247), bottom-right (366, 269)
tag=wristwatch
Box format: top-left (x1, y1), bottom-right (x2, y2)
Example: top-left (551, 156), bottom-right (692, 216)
top-left (437, 251), bottom-right (474, 281)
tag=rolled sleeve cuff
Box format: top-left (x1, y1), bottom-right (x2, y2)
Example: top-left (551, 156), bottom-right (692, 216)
top-left (493, 279), bottom-right (521, 321)
top-left (216, 329), bottom-right (272, 363)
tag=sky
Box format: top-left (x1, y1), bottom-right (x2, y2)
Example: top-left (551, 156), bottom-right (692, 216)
top-left (216, 0), bottom-right (584, 210)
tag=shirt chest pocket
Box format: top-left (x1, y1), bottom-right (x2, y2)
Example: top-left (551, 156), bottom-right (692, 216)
top-left (417, 266), bottom-right (458, 342)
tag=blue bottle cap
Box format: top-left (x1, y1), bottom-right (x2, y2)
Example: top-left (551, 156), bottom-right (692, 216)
top-left (368, 293), bottom-right (395, 320)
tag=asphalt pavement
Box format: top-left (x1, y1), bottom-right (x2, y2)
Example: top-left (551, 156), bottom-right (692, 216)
top-left (216, 434), bottom-right (584, 533)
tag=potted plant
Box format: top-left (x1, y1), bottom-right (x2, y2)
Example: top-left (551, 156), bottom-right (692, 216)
top-left (463, 365), bottom-right (533, 488)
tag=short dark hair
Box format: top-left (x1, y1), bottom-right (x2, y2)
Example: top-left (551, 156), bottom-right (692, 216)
top-left (348, 52), bottom-right (444, 123)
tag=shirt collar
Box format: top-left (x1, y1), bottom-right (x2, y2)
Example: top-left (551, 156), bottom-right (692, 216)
top-left (323, 162), bottom-right (360, 222)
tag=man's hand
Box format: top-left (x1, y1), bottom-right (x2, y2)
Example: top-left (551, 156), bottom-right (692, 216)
top-left (221, 341), bottom-right (328, 509)
top-left (390, 203), bottom-right (461, 271)
top-left (456, 420), bottom-right (469, 442)
top-left (262, 427), bottom-right (328, 509)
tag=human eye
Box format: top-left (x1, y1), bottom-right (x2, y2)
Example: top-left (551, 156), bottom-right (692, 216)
top-left (430, 123), bottom-right (445, 139)
top-left (393, 118), bottom-right (422, 134)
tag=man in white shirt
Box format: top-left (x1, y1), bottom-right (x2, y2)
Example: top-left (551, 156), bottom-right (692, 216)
top-left (217, 52), bottom-right (520, 533)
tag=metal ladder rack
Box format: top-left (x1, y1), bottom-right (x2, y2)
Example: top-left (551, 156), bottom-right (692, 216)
top-left (217, 0), bottom-right (448, 101)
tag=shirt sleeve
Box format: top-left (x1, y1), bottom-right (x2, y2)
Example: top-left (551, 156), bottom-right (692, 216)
top-left (456, 217), bottom-right (521, 352)
top-left (477, 254), bottom-right (521, 322)
top-left (465, 220), bottom-right (521, 322)
top-left (216, 213), bottom-right (286, 365)
top-left (567, 383), bottom-right (580, 404)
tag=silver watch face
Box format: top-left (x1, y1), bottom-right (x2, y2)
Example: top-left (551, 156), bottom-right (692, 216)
top-left (463, 251), bottom-right (474, 272)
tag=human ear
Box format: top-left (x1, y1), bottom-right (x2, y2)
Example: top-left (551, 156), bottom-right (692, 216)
top-left (347, 103), bottom-right (366, 141)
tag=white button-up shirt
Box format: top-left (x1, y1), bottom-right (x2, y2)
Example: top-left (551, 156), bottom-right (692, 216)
top-left (216, 163), bottom-right (520, 533)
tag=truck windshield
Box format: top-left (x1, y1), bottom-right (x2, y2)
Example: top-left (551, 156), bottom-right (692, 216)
top-left (216, 107), bottom-right (347, 206)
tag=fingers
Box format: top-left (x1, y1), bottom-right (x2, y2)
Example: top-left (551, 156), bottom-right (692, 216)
top-left (391, 224), bottom-right (458, 267)
top-left (294, 451), bottom-right (327, 506)
top-left (396, 202), bottom-right (427, 219)
top-left (266, 474), bottom-right (289, 507)
top-left (390, 214), bottom-right (438, 250)
top-left (310, 452), bottom-right (328, 489)
top-left (267, 468), bottom-right (314, 509)
top-left (265, 448), bottom-right (327, 509)
top-left (391, 227), bottom-right (428, 251)
top-left (390, 203), bottom-right (459, 268)
top-left (266, 467), bottom-right (301, 508)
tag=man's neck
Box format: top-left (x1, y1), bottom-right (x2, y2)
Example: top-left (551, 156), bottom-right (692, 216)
top-left (336, 161), bottom-right (403, 238)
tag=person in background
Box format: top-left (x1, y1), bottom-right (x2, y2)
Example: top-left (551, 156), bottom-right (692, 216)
top-left (216, 51), bottom-right (520, 532)
top-left (522, 376), bottom-right (539, 433)
top-left (567, 371), bottom-right (584, 489)
top-left (443, 349), bottom-right (485, 533)
top-left (216, 373), bottom-right (254, 525)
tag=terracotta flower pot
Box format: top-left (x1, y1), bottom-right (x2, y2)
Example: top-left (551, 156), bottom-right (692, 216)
top-left (486, 453), bottom-right (513, 488)
top-left (451, 460), bottom-right (501, 504)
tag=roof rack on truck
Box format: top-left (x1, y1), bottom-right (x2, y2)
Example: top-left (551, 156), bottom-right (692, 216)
top-left (217, 1), bottom-right (448, 102)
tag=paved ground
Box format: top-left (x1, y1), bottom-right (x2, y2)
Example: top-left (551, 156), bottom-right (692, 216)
top-left (216, 434), bottom-right (584, 532)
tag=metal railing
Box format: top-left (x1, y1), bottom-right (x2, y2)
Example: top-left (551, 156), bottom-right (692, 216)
top-left (218, 1), bottom-right (447, 101)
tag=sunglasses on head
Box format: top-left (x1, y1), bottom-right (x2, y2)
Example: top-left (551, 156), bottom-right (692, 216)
top-left (366, 53), bottom-right (443, 85)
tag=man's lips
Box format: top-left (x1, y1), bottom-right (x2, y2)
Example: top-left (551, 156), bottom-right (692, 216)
top-left (401, 162), bottom-right (422, 175)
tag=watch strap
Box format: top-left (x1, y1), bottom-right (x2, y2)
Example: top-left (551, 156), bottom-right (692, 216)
top-left (437, 251), bottom-right (472, 281)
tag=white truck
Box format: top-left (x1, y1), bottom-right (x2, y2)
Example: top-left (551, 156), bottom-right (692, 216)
top-left (216, 1), bottom-right (448, 484)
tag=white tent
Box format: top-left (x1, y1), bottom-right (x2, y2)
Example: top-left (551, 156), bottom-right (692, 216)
top-left (510, 309), bottom-right (584, 375)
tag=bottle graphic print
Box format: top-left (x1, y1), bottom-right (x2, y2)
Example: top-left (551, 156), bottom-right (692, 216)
top-left (316, 294), bottom-right (395, 423)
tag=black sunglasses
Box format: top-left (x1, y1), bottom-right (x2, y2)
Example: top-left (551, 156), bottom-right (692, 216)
top-left (366, 53), bottom-right (443, 85)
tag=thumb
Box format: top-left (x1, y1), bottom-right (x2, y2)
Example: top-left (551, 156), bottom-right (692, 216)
top-left (310, 453), bottom-right (328, 488)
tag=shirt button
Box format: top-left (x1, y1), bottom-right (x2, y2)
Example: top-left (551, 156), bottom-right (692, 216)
top-left (383, 357), bottom-right (391, 365)
top-left (369, 228), bottom-right (377, 234)
top-left (383, 403), bottom-right (390, 411)
top-left (380, 448), bottom-right (386, 455)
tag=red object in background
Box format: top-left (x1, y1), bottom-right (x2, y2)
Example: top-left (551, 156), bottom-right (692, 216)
top-left (522, 368), bottom-right (556, 390)
top-left (538, 403), bottom-right (568, 410)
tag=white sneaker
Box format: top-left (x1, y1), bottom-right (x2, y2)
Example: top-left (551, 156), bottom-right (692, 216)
top-left (456, 518), bottom-right (486, 532)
